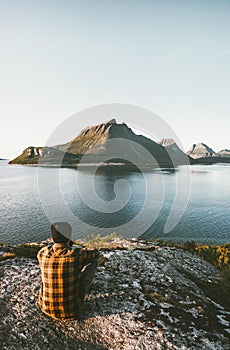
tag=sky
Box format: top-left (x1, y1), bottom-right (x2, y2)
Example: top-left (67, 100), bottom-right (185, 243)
top-left (0, 0), bottom-right (230, 159)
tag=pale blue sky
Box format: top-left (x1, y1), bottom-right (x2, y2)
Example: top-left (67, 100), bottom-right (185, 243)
top-left (0, 0), bottom-right (230, 158)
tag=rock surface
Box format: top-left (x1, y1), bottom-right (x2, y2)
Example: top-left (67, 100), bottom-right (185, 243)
top-left (24, 147), bottom-right (43, 157)
top-left (1, 244), bottom-right (229, 349)
top-left (217, 149), bottom-right (230, 157)
top-left (186, 143), bottom-right (217, 159)
top-left (158, 138), bottom-right (193, 165)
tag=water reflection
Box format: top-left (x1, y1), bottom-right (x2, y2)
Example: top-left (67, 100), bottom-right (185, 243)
top-left (76, 164), bottom-right (178, 176)
top-left (0, 161), bottom-right (229, 244)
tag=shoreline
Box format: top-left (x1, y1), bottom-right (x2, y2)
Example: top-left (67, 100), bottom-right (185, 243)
top-left (6, 159), bottom-right (230, 170)
top-left (7, 161), bottom-right (175, 169)
top-left (1, 238), bottom-right (230, 249)
top-left (0, 236), bottom-right (229, 263)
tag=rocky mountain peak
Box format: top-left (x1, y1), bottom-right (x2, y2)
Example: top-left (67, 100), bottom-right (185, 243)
top-left (78, 119), bottom-right (117, 138)
top-left (187, 143), bottom-right (217, 159)
top-left (23, 146), bottom-right (43, 157)
top-left (158, 138), bottom-right (176, 147)
top-left (157, 138), bottom-right (191, 164)
top-left (108, 118), bottom-right (117, 124)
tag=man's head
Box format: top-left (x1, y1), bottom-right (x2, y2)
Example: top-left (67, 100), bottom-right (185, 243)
top-left (51, 222), bottom-right (73, 244)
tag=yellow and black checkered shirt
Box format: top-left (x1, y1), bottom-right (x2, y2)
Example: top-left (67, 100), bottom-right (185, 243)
top-left (37, 243), bottom-right (99, 320)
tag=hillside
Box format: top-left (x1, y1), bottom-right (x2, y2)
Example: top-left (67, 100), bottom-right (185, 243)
top-left (217, 149), bottom-right (230, 157)
top-left (158, 138), bottom-right (195, 165)
top-left (9, 146), bottom-right (75, 165)
top-left (0, 238), bottom-right (229, 349)
top-left (9, 120), bottom-right (191, 168)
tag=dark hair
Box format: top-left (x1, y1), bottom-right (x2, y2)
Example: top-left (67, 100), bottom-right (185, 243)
top-left (50, 222), bottom-right (73, 243)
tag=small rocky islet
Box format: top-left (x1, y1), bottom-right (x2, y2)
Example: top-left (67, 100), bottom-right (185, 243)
top-left (0, 238), bottom-right (230, 350)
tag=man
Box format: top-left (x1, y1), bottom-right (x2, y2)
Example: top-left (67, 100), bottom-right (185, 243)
top-left (37, 222), bottom-right (99, 320)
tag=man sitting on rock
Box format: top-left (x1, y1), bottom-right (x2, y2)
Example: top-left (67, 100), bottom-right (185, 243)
top-left (37, 222), bottom-right (99, 320)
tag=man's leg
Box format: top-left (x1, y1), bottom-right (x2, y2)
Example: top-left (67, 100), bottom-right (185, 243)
top-left (79, 259), bottom-right (98, 298)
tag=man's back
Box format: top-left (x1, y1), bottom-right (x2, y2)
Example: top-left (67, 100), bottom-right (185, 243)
top-left (37, 243), bottom-right (98, 320)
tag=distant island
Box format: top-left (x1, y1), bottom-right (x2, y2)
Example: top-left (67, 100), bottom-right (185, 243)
top-left (9, 119), bottom-right (230, 167)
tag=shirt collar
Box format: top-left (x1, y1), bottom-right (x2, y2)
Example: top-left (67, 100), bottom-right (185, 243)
top-left (53, 243), bottom-right (68, 251)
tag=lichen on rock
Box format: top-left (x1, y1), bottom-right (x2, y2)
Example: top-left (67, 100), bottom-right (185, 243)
top-left (0, 243), bottom-right (229, 349)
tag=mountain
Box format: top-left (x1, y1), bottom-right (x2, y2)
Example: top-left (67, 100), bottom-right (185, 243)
top-left (9, 119), bottom-right (192, 168)
top-left (217, 149), bottom-right (230, 157)
top-left (157, 138), bottom-right (194, 165)
top-left (186, 143), bottom-right (217, 159)
top-left (186, 143), bottom-right (230, 164)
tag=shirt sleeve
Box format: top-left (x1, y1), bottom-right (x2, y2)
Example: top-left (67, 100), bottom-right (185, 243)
top-left (78, 248), bottom-right (99, 268)
top-left (37, 246), bottom-right (45, 261)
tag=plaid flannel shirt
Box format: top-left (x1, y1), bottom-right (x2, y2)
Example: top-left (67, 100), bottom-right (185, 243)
top-left (37, 243), bottom-right (99, 320)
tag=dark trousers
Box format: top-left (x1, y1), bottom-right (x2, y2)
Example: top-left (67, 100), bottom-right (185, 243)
top-left (79, 259), bottom-right (98, 298)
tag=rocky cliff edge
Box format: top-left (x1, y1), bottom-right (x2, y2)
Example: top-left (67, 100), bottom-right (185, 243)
top-left (0, 239), bottom-right (230, 350)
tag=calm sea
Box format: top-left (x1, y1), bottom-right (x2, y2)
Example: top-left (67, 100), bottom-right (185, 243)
top-left (0, 160), bottom-right (229, 245)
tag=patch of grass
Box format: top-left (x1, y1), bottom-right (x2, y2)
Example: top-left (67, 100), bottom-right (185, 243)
top-left (0, 252), bottom-right (16, 261)
top-left (179, 240), bottom-right (197, 253)
top-left (146, 292), bottom-right (167, 303)
top-left (84, 233), bottom-right (124, 249)
top-left (195, 244), bottom-right (230, 268)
